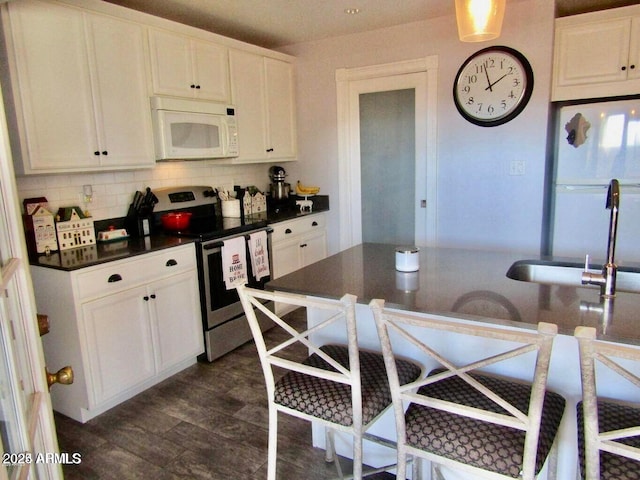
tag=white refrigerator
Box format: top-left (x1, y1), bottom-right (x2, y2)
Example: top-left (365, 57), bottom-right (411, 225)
top-left (552, 99), bottom-right (640, 264)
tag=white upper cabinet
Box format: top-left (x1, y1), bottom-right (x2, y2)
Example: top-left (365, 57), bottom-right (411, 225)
top-left (265, 57), bottom-right (298, 160)
top-left (148, 28), bottom-right (230, 102)
top-left (2, 0), bottom-right (155, 173)
top-left (552, 5), bottom-right (640, 101)
top-left (229, 49), bottom-right (297, 163)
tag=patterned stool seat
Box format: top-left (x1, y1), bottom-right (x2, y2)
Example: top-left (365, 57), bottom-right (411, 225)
top-left (404, 369), bottom-right (566, 479)
top-left (275, 344), bottom-right (422, 426)
top-left (577, 400), bottom-right (640, 480)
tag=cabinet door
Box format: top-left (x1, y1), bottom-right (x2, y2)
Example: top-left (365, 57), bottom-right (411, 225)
top-left (81, 286), bottom-right (155, 406)
top-left (265, 57), bottom-right (297, 160)
top-left (191, 39), bottom-right (230, 102)
top-left (87, 13), bottom-right (154, 168)
top-left (554, 17), bottom-right (631, 87)
top-left (149, 29), bottom-right (230, 102)
top-left (6, 0), bottom-right (99, 171)
top-left (630, 17), bottom-right (640, 80)
top-left (229, 49), bottom-right (268, 161)
top-left (148, 271), bottom-right (203, 372)
top-left (301, 229), bottom-right (327, 268)
top-left (272, 237), bottom-right (302, 279)
top-left (148, 29), bottom-right (194, 98)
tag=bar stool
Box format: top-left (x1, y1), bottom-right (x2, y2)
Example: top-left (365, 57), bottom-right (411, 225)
top-left (371, 299), bottom-right (566, 480)
top-left (236, 285), bottom-right (422, 479)
top-left (574, 326), bottom-right (640, 480)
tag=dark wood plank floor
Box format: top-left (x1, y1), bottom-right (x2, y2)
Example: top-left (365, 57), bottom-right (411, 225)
top-left (54, 309), bottom-right (397, 479)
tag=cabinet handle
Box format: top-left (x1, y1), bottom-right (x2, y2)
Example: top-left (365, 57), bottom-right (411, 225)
top-left (312, 221), bottom-right (318, 227)
top-left (266, 148), bottom-right (274, 153)
top-left (285, 228), bottom-right (292, 234)
top-left (108, 274), bottom-right (122, 283)
top-left (190, 84), bottom-right (196, 88)
top-left (94, 151), bottom-right (100, 156)
top-left (46, 366), bottom-right (73, 389)
top-left (166, 259), bottom-right (178, 267)
top-left (143, 294), bottom-right (157, 301)
top-left (195, 85), bottom-right (201, 89)
top-left (150, 294), bottom-right (156, 299)
top-left (622, 66), bottom-right (627, 71)
top-left (102, 151), bottom-right (108, 156)
top-left (631, 64), bottom-right (636, 70)
top-left (300, 243), bottom-right (308, 248)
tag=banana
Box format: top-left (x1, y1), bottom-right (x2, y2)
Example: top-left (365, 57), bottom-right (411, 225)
top-left (296, 181), bottom-right (320, 196)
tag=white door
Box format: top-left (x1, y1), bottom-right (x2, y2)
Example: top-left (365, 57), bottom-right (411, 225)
top-left (337, 58), bottom-right (438, 249)
top-left (359, 87), bottom-right (416, 244)
top-left (0, 83), bottom-right (61, 478)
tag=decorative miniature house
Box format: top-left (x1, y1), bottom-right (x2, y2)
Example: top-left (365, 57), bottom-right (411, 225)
top-left (55, 206), bottom-right (96, 251)
top-left (31, 205), bottom-right (58, 253)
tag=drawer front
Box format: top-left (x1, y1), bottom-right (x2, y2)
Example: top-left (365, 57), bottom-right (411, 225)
top-left (271, 213), bottom-right (326, 243)
top-left (75, 244), bottom-right (196, 300)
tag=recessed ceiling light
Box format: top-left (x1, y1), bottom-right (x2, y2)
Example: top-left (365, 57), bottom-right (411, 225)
top-left (344, 8), bottom-right (361, 15)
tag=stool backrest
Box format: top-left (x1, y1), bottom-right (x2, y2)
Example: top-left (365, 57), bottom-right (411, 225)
top-left (575, 326), bottom-right (640, 479)
top-left (371, 299), bottom-right (558, 479)
top-left (236, 285), bottom-right (362, 425)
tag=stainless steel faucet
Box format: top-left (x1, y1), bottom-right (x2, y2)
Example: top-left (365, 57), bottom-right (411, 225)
top-left (581, 179), bottom-right (620, 297)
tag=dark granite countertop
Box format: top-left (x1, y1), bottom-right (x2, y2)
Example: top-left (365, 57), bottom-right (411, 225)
top-left (30, 196), bottom-right (329, 271)
top-left (266, 243), bottom-right (640, 345)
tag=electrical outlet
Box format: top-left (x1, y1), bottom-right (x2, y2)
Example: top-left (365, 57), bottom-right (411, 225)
top-left (509, 160), bottom-right (525, 176)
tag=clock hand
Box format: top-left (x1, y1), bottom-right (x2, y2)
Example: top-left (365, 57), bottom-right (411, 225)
top-left (484, 64), bottom-right (493, 92)
top-left (485, 73), bottom-right (508, 91)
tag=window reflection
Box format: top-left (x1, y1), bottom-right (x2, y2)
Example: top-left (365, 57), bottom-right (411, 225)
top-left (601, 113), bottom-right (624, 148)
top-left (628, 119), bottom-right (640, 148)
top-left (600, 109), bottom-right (640, 149)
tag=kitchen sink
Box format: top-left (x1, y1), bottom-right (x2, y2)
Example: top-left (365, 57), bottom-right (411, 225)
top-left (506, 260), bottom-right (640, 293)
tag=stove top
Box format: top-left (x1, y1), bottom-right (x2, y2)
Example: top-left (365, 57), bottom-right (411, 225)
top-left (167, 212), bottom-right (268, 242)
top-left (151, 186), bottom-right (268, 241)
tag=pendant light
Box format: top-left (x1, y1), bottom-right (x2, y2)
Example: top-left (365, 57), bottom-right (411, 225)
top-left (455, 0), bottom-right (506, 42)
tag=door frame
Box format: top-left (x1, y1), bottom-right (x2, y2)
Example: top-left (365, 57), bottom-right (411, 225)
top-left (336, 57), bottom-right (438, 250)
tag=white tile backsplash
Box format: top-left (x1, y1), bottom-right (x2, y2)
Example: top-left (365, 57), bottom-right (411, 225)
top-left (16, 162), bottom-right (281, 221)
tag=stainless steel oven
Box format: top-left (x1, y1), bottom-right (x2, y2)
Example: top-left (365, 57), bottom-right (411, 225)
top-left (152, 186), bottom-right (274, 362)
top-left (199, 229), bottom-right (273, 361)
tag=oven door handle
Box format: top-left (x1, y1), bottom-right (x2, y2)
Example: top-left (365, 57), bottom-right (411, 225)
top-left (202, 227), bottom-right (273, 250)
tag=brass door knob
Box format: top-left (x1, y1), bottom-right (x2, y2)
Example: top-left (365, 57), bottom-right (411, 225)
top-left (46, 366), bottom-right (74, 389)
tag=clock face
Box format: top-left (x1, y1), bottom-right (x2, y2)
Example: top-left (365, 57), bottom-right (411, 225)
top-left (453, 46), bottom-right (534, 127)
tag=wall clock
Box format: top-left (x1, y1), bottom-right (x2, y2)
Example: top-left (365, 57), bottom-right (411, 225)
top-left (453, 46), bottom-right (534, 127)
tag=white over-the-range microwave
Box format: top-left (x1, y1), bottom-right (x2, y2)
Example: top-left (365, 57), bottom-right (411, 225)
top-left (150, 96), bottom-right (239, 160)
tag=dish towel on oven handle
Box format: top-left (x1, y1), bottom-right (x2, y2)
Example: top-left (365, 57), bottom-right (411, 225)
top-left (249, 230), bottom-right (270, 281)
top-left (249, 230), bottom-right (271, 282)
top-left (222, 236), bottom-right (248, 289)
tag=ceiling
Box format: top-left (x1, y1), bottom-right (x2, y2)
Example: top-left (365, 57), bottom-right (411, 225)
top-left (103, 0), bottom-right (639, 49)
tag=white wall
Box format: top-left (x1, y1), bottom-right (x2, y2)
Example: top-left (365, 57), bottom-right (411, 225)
top-left (280, 0), bottom-right (555, 255)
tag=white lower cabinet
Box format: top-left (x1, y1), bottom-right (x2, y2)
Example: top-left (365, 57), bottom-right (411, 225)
top-left (272, 213), bottom-right (327, 279)
top-left (82, 285), bottom-right (156, 406)
top-left (271, 213), bottom-right (327, 315)
top-left (30, 243), bottom-right (204, 423)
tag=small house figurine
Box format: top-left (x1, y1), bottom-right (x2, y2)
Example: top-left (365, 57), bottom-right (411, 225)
top-left (251, 192), bottom-right (267, 214)
top-left (31, 205), bottom-right (58, 253)
top-left (55, 206), bottom-right (96, 250)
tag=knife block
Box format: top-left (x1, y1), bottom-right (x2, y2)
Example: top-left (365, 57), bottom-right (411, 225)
top-left (125, 204), bottom-right (151, 237)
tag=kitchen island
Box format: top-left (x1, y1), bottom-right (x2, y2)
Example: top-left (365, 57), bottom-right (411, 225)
top-left (266, 243), bottom-right (640, 479)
